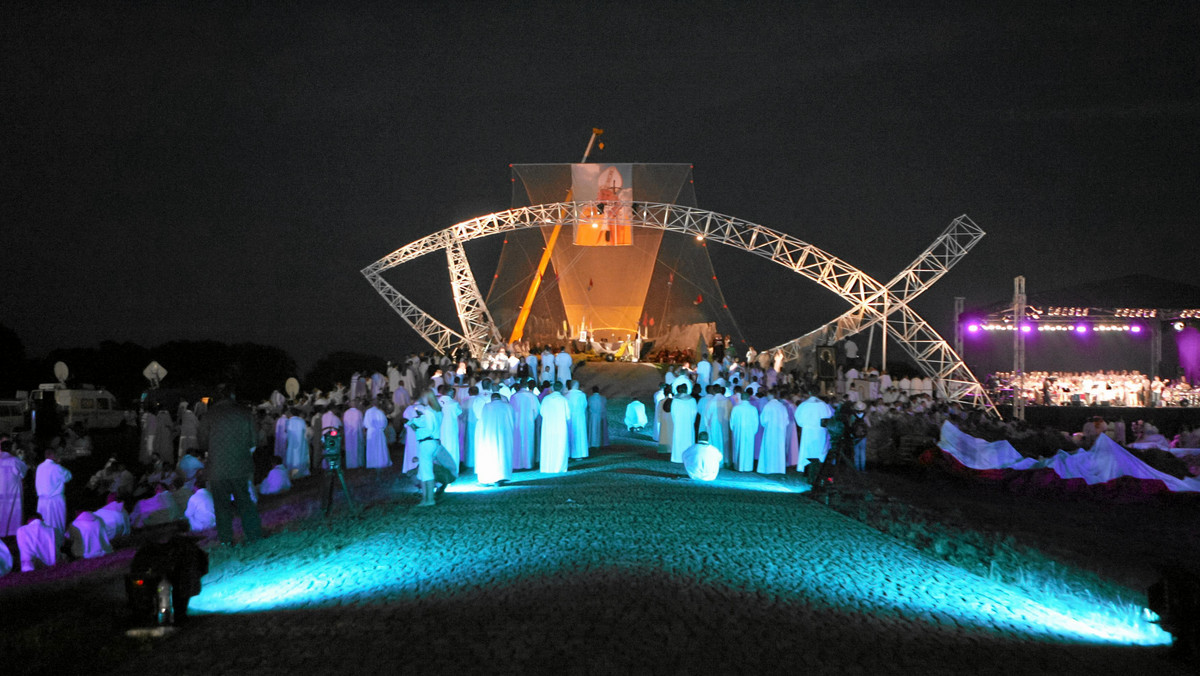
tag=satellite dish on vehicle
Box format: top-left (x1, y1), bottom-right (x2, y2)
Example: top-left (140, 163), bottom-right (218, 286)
top-left (53, 361), bottom-right (69, 383)
top-left (285, 377), bottom-right (300, 399)
top-left (143, 361), bottom-right (168, 385)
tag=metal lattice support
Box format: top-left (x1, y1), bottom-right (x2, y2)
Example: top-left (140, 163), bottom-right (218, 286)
top-left (446, 234), bottom-right (503, 359)
top-left (771, 216), bottom-right (985, 360)
top-left (363, 202), bottom-right (995, 413)
top-left (766, 215), bottom-right (997, 412)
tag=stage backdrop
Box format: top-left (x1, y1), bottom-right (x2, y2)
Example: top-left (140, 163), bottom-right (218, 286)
top-left (487, 164), bottom-right (743, 348)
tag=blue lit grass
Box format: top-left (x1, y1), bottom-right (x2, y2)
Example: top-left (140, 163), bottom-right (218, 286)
top-left (823, 487), bottom-right (1171, 647)
top-left (191, 450), bottom-right (1169, 649)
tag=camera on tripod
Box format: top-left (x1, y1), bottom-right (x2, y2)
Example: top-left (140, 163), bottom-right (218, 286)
top-left (319, 425), bottom-right (357, 516)
top-left (321, 426), bottom-right (343, 469)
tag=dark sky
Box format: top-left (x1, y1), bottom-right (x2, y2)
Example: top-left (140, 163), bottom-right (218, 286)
top-left (4, 2), bottom-right (1198, 373)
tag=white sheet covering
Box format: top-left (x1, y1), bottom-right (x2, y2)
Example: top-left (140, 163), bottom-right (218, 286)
top-left (936, 422), bottom-right (1200, 492)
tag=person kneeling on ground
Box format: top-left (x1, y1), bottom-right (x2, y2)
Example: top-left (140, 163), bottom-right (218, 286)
top-left (683, 431), bottom-right (723, 482)
top-left (259, 456), bottom-right (292, 495)
top-left (184, 479), bottom-right (216, 533)
top-left (17, 512), bottom-right (61, 572)
top-left (68, 510), bottom-right (113, 560)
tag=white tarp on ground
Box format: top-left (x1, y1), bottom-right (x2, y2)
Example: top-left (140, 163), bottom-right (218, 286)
top-left (937, 422), bottom-right (1200, 493)
top-left (937, 422), bottom-right (1039, 471)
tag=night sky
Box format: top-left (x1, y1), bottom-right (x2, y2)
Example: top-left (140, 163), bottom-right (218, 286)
top-left (4, 2), bottom-right (1198, 373)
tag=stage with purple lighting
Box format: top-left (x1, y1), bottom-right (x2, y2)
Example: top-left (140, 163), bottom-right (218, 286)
top-left (958, 275), bottom-right (1200, 407)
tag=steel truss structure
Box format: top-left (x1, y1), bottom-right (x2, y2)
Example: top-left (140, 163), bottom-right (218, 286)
top-left (363, 202), bottom-right (996, 413)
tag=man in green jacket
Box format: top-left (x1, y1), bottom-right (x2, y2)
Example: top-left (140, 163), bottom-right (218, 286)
top-left (200, 385), bottom-right (262, 545)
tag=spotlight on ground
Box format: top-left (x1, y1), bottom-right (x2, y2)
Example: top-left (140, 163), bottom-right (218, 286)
top-left (1148, 567), bottom-right (1200, 657)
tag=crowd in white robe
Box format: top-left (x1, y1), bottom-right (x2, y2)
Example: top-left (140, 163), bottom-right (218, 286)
top-left (651, 370), bottom-right (836, 479)
top-left (0, 343), bottom-right (968, 576)
top-left (988, 370), bottom-right (1199, 408)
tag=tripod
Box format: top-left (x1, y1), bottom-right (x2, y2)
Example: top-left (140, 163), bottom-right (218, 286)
top-left (810, 430), bottom-right (861, 496)
top-left (320, 427), bottom-right (358, 517)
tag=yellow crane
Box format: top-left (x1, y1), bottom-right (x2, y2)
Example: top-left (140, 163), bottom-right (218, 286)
top-left (508, 128), bottom-right (603, 343)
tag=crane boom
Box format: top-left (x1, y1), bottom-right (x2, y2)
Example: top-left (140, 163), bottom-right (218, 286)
top-left (508, 128), bottom-right (603, 343)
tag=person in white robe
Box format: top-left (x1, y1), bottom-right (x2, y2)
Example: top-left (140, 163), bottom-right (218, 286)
top-left (140, 409), bottom-right (157, 465)
top-left (330, 383), bottom-right (346, 406)
top-left (35, 450), bottom-right (72, 535)
top-left (651, 387), bottom-right (667, 441)
top-left (437, 387), bottom-right (463, 465)
top-left (184, 484), bottom-right (217, 532)
top-left (554, 348), bottom-right (573, 385)
top-left (674, 374), bottom-right (694, 396)
top-left (68, 511), bottom-right (112, 559)
top-left (510, 383), bottom-right (539, 470)
top-left (796, 393), bottom-right (835, 469)
top-left (94, 495), bottom-right (131, 541)
top-left (586, 386), bottom-right (609, 450)
top-left (342, 403), bottom-right (365, 469)
top-left (17, 515), bottom-right (61, 571)
top-left (320, 406), bottom-right (342, 436)
top-left (0, 543), bottom-right (11, 576)
top-left (683, 432), bottom-right (723, 482)
top-left (669, 384), bottom-right (698, 463)
top-left (765, 368), bottom-right (779, 390)
top-left (624, 400), bottom-right (647, 431)
top-left (387, 362), bottom-right (402, 393)
top-left (407, 395), bottom-right (443, 506)
top-left (284, 409), bottom-right (310, 478)
top-left (178, 405), bottom-right (200, 456)
top-left (364, 400), bottom-right (391, 469)
top-left (400, 401), bottom-right (422, 472)
top-left (392, 384), bottom-right (412, 412)
top-left (782, 397), bottom-right (800, 467)
top-left (476, 394), bottom-right (515, 484)
top-left (697, 389), bottom-right (713, 439)
top-left (524, 353), bottom-right (539, 381)
top-left (0, 439), bottom-right (28, 537)
top-left (757, 394), bottom-right (789, 475)
top-left (750, 392), bottom-right (767, 459)
top-left (468, 386), bottom-right (490, 468)
top-left (273, 412), bottom-right (289, 459)
top-left (538, 383), bottom-right (571, 474)
top-left (696, 359), bottom-right (713, 391)
top-left (566, 382), bottom-right (589, 459)
top-left (700, 386), bottom-right (732, 459)
top-left (402, 364), bottom-right (419, 397)
top-left (259, 457), bottom-right (293, 495)
top-left (656, 387), bottom-right (674, 454)
top-left (540, 349), bottom-right (555, 384)
top-left (730, 398), bottom-right (759, 472)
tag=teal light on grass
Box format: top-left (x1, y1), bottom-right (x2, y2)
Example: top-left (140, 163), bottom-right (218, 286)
top-left (190, 535), bottom-right (1169, 646)
top-left (189, 464), bottom-right (1169, 648)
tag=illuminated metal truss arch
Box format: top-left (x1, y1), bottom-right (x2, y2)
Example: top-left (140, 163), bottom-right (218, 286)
top-left (363, 202), bottom-right (995, 413)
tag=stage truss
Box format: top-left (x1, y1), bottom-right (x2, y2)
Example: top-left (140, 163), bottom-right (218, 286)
top-left (363, 202), bottom-right (997, 414)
